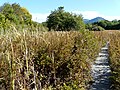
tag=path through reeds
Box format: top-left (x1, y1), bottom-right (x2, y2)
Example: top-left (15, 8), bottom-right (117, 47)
top-left (90, 42), bottom-right (111, 90)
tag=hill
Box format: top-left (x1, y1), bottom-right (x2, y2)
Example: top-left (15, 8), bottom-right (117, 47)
top-left (84, 17), bottom-right (105, 23)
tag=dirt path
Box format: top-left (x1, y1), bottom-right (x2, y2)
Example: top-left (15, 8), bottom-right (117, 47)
top-left (90, 42), bottom-right (111, 90)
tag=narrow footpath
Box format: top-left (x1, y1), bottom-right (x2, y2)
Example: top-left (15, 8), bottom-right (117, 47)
top-left (90, 42), bottom-right (111, 90)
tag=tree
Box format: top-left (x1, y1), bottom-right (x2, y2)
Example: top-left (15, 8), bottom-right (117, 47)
top-left (0, 3), bottom-right (32, 25)
top-left (0, 3), bottom-right (14, 21)
top-left (46, 7), bottom-right (85, 31)
top-left (21, 7), bottom-right (32, 24)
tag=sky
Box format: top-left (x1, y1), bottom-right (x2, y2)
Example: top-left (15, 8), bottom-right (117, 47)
top-left (0, 0), bottom-right (120, 23)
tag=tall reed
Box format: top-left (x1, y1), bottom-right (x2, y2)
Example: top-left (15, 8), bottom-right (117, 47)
top-left (0, 28), bottom-right (102, 90)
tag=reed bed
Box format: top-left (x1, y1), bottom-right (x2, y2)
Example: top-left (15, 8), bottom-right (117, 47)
top-left (0, 29), bottom-right (102, 90)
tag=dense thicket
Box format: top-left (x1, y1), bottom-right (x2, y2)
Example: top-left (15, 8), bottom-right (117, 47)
top-left (0, 29), bottom-right (103, 90)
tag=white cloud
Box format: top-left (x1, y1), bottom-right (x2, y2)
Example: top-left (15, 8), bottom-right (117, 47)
top-left (103, 16), bottom-right (120, 21)
top-left (73, 11), bottom-right (120, 21)
top-left (31, 13), bottom-right (50, 23)
top-left (31, 11), bottom-right (120, 23)
top-left (73, 11), bottom-right (101, 20)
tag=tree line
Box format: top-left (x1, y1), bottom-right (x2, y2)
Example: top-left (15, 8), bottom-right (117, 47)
top-left (3, 3), bottom-right (120, 31)
top-left (86, 20), bottom-right (120, 30)
top-left (0, 3), bottom-right (85, 31)
top-left (0, 3), bottom-right (43, 32)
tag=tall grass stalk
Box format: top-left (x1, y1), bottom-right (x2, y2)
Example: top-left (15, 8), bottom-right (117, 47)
top-left (0, 29), bottom-right (102, 90)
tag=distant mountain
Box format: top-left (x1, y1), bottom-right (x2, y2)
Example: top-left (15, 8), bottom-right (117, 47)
top-left (83, 19), bottom-right (89, 23)
top-left (84, 17), bottom-right (105, 24)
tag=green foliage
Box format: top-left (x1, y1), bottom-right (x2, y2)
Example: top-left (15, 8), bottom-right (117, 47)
top-left (0, 3), bottom-right (32, 25)
top-left (0, 13), bottom-right (5, 26)
top-left (0, 3), bottom-right (46, 33)
top-left (86, 24), bottom-right (105, 31)
top-left (46, 6), bottom-right (85, 31)
top-left (20, 7), bottom-right (32, 24)
top-left (86, 19), bottom-right (120, 30)
top-left (93, 20), bottom-right (120, 30)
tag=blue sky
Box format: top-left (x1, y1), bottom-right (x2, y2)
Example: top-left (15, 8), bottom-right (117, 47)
top-left (0, 0), bottom-right (120, 22)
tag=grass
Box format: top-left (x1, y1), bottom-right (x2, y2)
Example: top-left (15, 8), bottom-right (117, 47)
top-left (3, 27), bottom-right (120, 90)
top-left (0, 28), bottom-right (102, 90)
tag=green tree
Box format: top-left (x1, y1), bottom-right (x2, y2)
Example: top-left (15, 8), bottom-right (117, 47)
top-left (46, 7), bottom-right (85, 31)
top-left (0, 3), bottom-right (14, 21)
top-left (20, 7), bottom-right (32, 24)
top-left (0, 3), bottom-right (32, 25)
